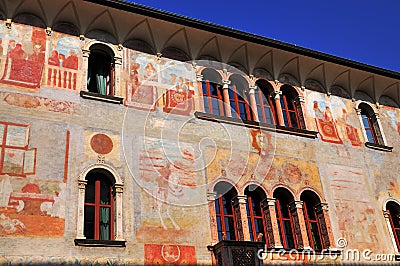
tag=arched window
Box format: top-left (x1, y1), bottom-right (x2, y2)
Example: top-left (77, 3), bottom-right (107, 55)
top-left (214, 182), bottom-right (238, 241)
top-left (84, 169), bottom-right (115, 240)
top-left (386, 201), bottom-right (400, 250)
top-left (245, 185), bottom-right (267, 243)
top-left (229, 75), bottom-right (252, 121)
top-left (273, 188), bottom-right (296, 249)
top-left (255, 80), bottom-right (276, 125)
top-left (280, 85), bottom-right (301, 129)
top-left (201, 68), bottom-right (224, 116)
top-left (87, 44), bottom-right (115, 96)
top-left (300, 191), bottom-right (323, 250)
top-left (359, 103), bottom-right (383, 144)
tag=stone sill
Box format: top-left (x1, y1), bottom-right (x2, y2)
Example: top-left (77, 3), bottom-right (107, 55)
top-left (74, 238), bottom-right (126, 247)
top-left (194, 112), bottom-right (318, 139)
top-left (80, 91), bottom-right (123, 104)
top-left (365, 142), bottom-right (393, 152)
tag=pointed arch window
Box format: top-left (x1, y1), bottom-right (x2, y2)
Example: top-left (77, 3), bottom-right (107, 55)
top-left (245, 186), bottom-right (267, 243)
top-left (274, 188), bottom-right (296, 249)
top-left (214, 182), bottom-right (238, 241)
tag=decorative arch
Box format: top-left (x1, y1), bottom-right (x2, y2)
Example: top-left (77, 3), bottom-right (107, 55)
top-left (13, 13), bottom-right (45, 28)
top-left (123, 38), bottom-right (155, 55)
top-left (383, 199), bottom-right (400, 252)
top-left (85, 29), bottom-right (117, 45)
top-left (52, 21), bottom-right (80, 36)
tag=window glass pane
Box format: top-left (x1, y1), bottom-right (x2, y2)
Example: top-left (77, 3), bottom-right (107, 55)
top-left (310, 222), bottom-right (322, 250)
top-left (100, 181), bottom-right (110, 204)
top-left (286, 98), bottom-right (295, 110)
top-left (85, 180), bottom-right (95, 203)
top-left (282, 111), bottom-right (289, 127)
top-left (211, 98), bottom-right (220, 115)
top-left (230, 102), bottom-right (238, 118)
top-left (223, 196), bottom-right (233, 215)
top-left (203, 98), bottom-right (209, 113)
top-left (84, 206), bottom-right (95, 239)
top-left (239, 103), bottom-right (247, 120)
top-left (361, 114), bottom-right (370, 128)
top-left (202, 81), bottom-right (208, 95)
top-left (264, 108), bottom-right (273, 125)
top-left (215, 199), bottom-right (220, 214)
top-left (216, 216), bottom-right (222, 231)
top-left (225, 217), bottom-right (236, 240)
top-left (99, 207), bottom-right (110, 240)
top-left (228, 88), bottom-right (235, 99)
top-left (210, 83), bottom-right (219, 96)
top-left (289, 112), bottom-right (298, 128)
top-left (248, 218), bottom-right (254, 241)
top-left (283, 220), bottom-right (295, 249)
top-left (365, 130), bottom-right (375, 143)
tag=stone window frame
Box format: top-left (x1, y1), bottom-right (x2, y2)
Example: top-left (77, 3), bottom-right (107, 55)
top-left (383, 198), bottom-right (400, 253)
top-left (75, 164), bottom-right (125, 247)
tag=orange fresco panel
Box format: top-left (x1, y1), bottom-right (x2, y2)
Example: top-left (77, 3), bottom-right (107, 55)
top-left (144, 244), bottom-right (196, 265)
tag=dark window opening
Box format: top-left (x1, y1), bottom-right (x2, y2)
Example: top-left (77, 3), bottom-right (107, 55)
top-left (280, 85), bottom-right (301, 129)
top-left (245, 186), bottom-right (267, 243)
top-left (87, 44), bottom-right (115, 96)
top-left (274, 188), bottom-right (296, 249)
top-left (387, 201), bottom-right (400, 250)
top-left (300, 191), bottom-right (324, 251)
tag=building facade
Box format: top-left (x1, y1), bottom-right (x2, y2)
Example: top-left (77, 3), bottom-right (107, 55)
top-left (0, 0), bottom-right (400, 265)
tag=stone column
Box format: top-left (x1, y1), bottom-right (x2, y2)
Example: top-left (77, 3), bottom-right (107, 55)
top-left (81, 49), bottom-right (90, 92)
top-left (76, 179), bottom-right (87, 239)
top-left (374, 112), bottom-right (388, 145)
top-left (114, 184), bottom-right (124, 240)
top-left (249, 85), bottom-right (258, 121)
top-left (273, 90), bottom-right (285, 126)
top-left (315, 203), bottom-right (334, 249)
top-left (262, 198), bottom-right (283, 248)
top-left (289, 200), bottom-right (311, 249)
top-left (295, 95), bottom-right (306, 129)
top-left (197, 74), bottom-right (204, 112)
top-left (232, 195), bottom-right (250, 241)
top-left (113, 56), bottom-right (122, 97)
top-left (383, 210), bottom-right (399, 253)
top-left (207, 192), bottom-right (219, 243)
top-left (222, 79), bottom-right (232, 117)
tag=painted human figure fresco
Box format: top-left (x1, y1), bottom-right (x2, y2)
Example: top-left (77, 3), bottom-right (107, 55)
top-left (0, 24), bottom-right (46, 88)
top-left (46, 34), bottom-right (81, 90)
top-left (125, 51), bottom-right (157, 110)
top-left (161, 60), bottom-right (195, 115)
top-left (308, 91), bottom-right (342, 144)
top-left (138, 137), bottom-right (198, 234)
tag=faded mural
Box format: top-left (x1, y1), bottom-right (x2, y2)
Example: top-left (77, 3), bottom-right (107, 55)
top-left (0, 120), bottom-right (67, 238)
top-left (135, 136), bottom-right (202, 243)
top-left (123, 50), bottom-right (196, 115)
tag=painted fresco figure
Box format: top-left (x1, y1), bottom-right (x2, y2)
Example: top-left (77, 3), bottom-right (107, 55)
top-left (152, 162), bottom-right (182, 230)
top-left (48, 50), bottom-right (60, 66)
top-left (62, 50), bottom-right (78, 70)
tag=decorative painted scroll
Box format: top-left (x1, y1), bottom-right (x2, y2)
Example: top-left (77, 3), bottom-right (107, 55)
top-left (144, 244), bottom-right (196, 265)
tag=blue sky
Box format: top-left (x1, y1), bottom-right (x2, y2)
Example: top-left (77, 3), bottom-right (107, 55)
top-left (127, 0), bottom-right (400, 73)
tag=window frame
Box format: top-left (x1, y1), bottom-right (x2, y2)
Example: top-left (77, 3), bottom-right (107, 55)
top-left (275, 198), bottom-right (297, 249)
top-left (302, 201), bottom-right (324, 250)
top-left (246, 194), bottom-right (267, 243)
top-left (280, 93), bottom-right (300, 129)
top-left (228, 84), bottom-right (252, 121)
top-left (386, 201), bottom-right (400, 251)
top-left (201, 79), bottom-right (224, 116)
top-left (84, 177), bottom-right (115, 241)
top-left (215, 193), bottom-right (238, 241)
top-left (255, 88), bottom-right (276, 125)
top-left (360, 108), bottom-right (378, 144)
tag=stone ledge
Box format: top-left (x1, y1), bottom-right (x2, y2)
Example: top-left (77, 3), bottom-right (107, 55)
top-left (74, 238), bottom-right (126, 247)
top-left (194, 112), bottom-right (318, 139)
top-left (80, 91), bottom-right (123, 104)
top-left (365, 142), bottom-right (393, 152)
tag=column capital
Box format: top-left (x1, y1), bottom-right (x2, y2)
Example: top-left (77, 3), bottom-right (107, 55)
top-left (82, 49), bottom-right (90, 58)
top-left (315, 202), bottom-right (329, 212)
top-left (45, 27), bottom-right (52, 36)
top-left (114, 56), bottom-right (122, 65)
top-left (273, 90), bottom-right (282, 99)
top-left (114, 184), bottom-right (124, 193)
top-left (383, 210), bottom-right (390, 218)
top-left (296, 95), bottom-right (305, 103)
top-left (5, 18), bottom-right (12, 30)
top-left (222, 79), bottom-right (231, 89)
top-left (262, 197), bottom-right (276, 207)
top-left (207, 191), bottom-right (217, 201)
top-left (78, 180), bottom-right (87, 189)
top-left (233, 195), bottom-right (247, 205)
top-left (289, 200), bottom-right (303, 210)
top-left (196, 74), bottom-right (203, 82)
top-left (355, 108), bottom-right (362, 115)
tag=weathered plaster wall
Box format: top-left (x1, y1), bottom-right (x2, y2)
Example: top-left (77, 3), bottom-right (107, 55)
top-left (0, 20), bottom-right (399, 265)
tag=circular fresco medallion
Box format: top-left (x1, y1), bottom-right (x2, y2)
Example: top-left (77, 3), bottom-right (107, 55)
top-left (90, 133), bottom-right (113, 155)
